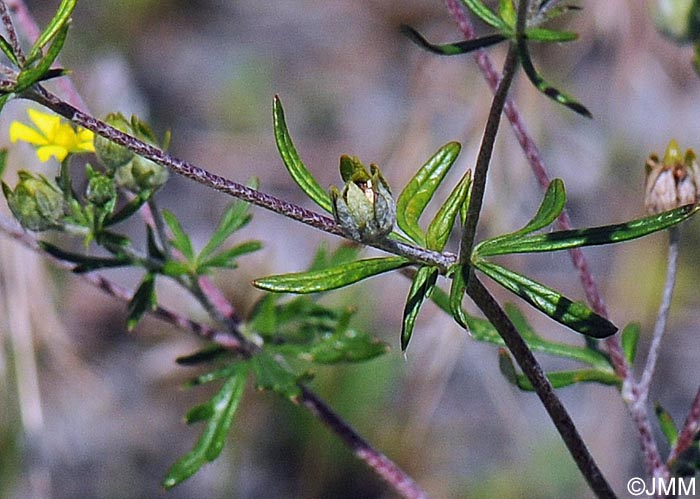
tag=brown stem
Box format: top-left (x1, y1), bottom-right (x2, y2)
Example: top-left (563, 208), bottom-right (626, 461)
top-left (668, 386), bottom-right (700, 464)
top-left (467, 276), bottom-right (616, 498)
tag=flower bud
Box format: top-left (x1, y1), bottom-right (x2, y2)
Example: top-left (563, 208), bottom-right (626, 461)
top-left (644, 139), bottom-right (699, 214)
top-left (93, 113), bottom-right (134, 170)
top-left (330, 155), bottom-right (395, 242)
top-left (2, 171), bottom-right (64, 231)
top-left (85, 167), bottom-right (117, 207)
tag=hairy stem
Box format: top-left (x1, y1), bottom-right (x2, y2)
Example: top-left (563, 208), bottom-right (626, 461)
top-left (668, 386), bottom-right (700, 464)
top-left (21, 86), bottom-right (456, 272)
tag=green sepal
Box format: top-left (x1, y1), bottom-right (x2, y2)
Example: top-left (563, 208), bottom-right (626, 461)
top-left (198, 184), bottom-right (256, 264)
top-left (126, 272), bottom-right (157, 330)
top-left (162, 210), bottom-right (195, 262)
top-left (163, 364), bottom-right (248, 489)
top-left (0, 149), bottom-right (7, 179)
top-left (476, 204), bottom-right (700, 257)
top-left (426, 170), bottom-right (471, 251)
top-left (272, 95), bottom-right (333, 213)
top-left (253, 256), bottom-right (410, 294)
top-left (0, 36), bottom-right (18, 66)
top-left (250, 350), bottom-right (302, 399)
top-left (461, 0), bottom-right (510, 31)
top-left (655, 403), bottom-right (679, 448)
top-left (16, 23), bottom-right (69, 92)
top-left (401, 266), bottom-right (439, 350)
top-left (26, 0), bottom-right (77, 65)
top-left (621, 323), bottom-right (641, 365)
top-left (39, 241), bottom-right (131, 272)
top-left (474, 260), bottom-right (617, 338)
top-left (396, 142), bottom-right (461, 245)
top-left (401, 26), bottom-right (507, 56)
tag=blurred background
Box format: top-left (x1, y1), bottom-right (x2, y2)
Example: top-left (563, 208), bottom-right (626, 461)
top-left (1, 0), bottom-right (700, 498)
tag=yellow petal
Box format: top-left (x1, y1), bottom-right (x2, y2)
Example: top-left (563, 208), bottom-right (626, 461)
top-left (9, 121), bottom-right (49, 145)
top-left (27, 108), bottom-right (60, 139)
top-left (36, 145), bottom-right (69, 162)
top-left (75, 141), bottom-right (96, 153)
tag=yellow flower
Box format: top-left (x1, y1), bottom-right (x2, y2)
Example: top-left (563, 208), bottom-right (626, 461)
top-left (9, 108), bottom-right (95, 162)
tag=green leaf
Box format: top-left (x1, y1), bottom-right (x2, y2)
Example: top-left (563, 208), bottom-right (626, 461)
top-left (250, 350), bottom-right (301, 399)
top-left (308, 242), bottom-right (362, 271)
top-left (448, 264), bottom-right (471, 330)
top-left (475, 178), bottom-right (565, 256)
top-left (16, 23), bottom-right (69, 92)
top-left (525, 27), bottom-right (578, 43)
top-left (39, 241), bottom-right (131, 272)
top-left (401, 266), bottom-right (439, 350)
top-left (476, 204), bottom-right (700, 256)
top-left (516, 33), bottom-right (591, 117)
top-left (103, 189), bottom-right (153, 227)
top-left (146, 225), bottom-right (165, 261)
top-left (184, 364), bottom-right (242, 388)
top-left (198, 240), bottom-right (262, 271)
top-left (301, 328), bottom-right (389, 363)
top-left (163, 365), bottom-right (248, 489)
top-left (512, 368), bottom-right (621, 391)
top-left (0, 36), bottom-right (18, 66)
top-left (498, 0), bottom-right (516, 27)
top-left (272, 96), bottom-right (333, 213)
top-left (26, 0), bottom-right (77, 64)
top-left (126, 272), bottom-right (156, 330)
top-left (497, 348), bottom-right (519, 385)
top-left (176, 346), bottom-right (228, 366)
top-left (430, 285), bottom-right (613, 369)
top-left (401, 25), bottom-right (507, 56)
top-left (461, 0), bottom-right (510, 31)
top-left (474, 260), bottom-right (618, 338)
top-left (655, 403), bottom-right (679, 448)
top-left (253, 256), bottom-right (410, 294)
top-left (621, 323), bottom-right (641, 365)
top-left (198, 182), bottom-right (257, 263)
top-left (426, 170), bottom-right (471, 251)
top-left (0, 93), bottom-right (13, 114)
top-left (396, 142), bottom-right (461, 244)
top-left (162, 210), bottom-right (195, 262)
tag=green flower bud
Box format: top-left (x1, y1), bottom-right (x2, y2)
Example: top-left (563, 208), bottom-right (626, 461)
top-left (85, 168), bottom-right (117, 206)
top-left (644, 139), bottom-right (699, 214)
top-left (330, 155), bottom-right (395, 242)
top-left (113, 156), bottom-right (168, 193)
top-left (2, 171), bottom-right (64, 231)
top-left (94, 113), bottom-right (134, 170)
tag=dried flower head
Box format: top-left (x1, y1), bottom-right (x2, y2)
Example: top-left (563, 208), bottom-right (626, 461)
top-left (644, 139), bottom-right (699, 214)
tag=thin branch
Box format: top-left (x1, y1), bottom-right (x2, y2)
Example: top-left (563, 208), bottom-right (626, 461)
top-left (638, 227), bottom-right (680, 399)
top-left (20, 86), bottom-right (456, 272)
top-left (466, 276), bottom-right (615, 498)
top-left (668, 386), bottom-right (700, 464)
top-left (0, 213), bottom-right (431, 499)
top-left (0, 0), bottom-right (25, 65)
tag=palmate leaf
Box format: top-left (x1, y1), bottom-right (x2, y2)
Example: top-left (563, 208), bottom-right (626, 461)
top-left (474, 260), bottom-right (617, 338)
top-left (272, 96), bottom-right (333, 213)
top-left (396, 142), bottom-right (461, 245)
top-left (253, 256), bottom-right (410, 294)
top-left (477, 203), bottom-right (700, 257)
top-left (401, 265), bottom-right (438, 350)
top-left (163, 364), bottom-right (248, 489)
